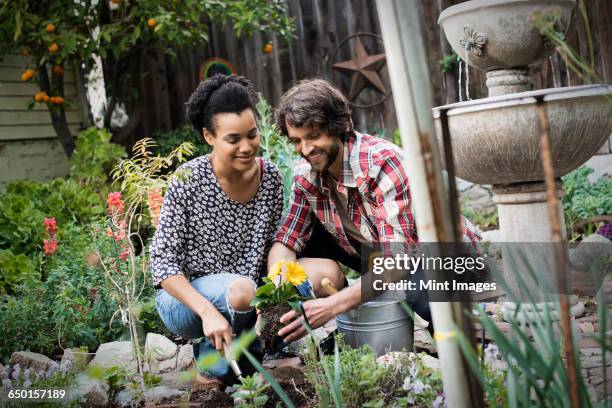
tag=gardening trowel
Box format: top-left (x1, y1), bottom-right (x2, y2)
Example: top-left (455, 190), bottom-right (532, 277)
top-left (222, 340), bottom-right (243, 381)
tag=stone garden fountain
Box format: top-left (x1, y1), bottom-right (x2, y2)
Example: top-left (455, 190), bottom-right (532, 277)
top-left (433, 0), bottom-right (612, 320)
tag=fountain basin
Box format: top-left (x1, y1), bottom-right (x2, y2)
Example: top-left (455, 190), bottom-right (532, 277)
top-left (438, 0), bottom-right (575, 73)
top-left (433, 84), bottom-right (612, 185)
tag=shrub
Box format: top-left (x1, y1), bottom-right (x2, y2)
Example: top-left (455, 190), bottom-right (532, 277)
top-left (302, 337), bottom-right (441, 407)
top-left (0, 189), bottom-right (45, 257)
top-left (0, 223), bottom-right (125, 362)
top-left (0, 284), bottom-right (55, 363)
top-left (0, 250), bottom-right (40, 295)
top-left (154, 126), bottom-right (210, 166)
top-left (0, 179), bottom-right (104, 253)
top-left (562, 166), bottom-right (612, 239)
top-left (256, 96), bottom-right (299, 206)
top-left (70, 127), bottom-right (127, 192)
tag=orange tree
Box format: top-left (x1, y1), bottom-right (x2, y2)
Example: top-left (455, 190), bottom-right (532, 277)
top-left (0, 0), bottom-right (294, 157)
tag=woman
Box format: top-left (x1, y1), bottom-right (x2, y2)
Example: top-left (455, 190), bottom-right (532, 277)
top-left (151, 74), bottom-right (283, 386)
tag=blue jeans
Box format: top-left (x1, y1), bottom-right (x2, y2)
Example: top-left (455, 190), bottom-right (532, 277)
top-left (155, 273), bottom-right (258, 380)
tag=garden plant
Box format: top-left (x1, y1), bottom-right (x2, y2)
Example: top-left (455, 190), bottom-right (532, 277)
top-left (252, 260), bottom-right (312, 352)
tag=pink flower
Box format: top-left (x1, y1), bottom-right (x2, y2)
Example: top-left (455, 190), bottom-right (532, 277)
top-left (43, 239), bottom-right (58, 256)
top-left (43, 217), bottom-right (57, 236)
top-left (106, 192), bottom-right (125, 213)
top-left (119, 251), bottom-right (129, 261)
top-left (147, 189), bottom-right (164, 228)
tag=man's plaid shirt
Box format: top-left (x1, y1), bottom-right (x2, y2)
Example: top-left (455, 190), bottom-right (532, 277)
top-left (275, 131), bottom-right (481, 256)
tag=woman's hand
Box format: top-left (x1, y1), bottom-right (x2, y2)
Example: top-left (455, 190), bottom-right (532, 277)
top-left (201, 308), bottom-right (232, 353)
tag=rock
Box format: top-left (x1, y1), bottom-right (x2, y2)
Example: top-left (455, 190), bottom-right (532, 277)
top-left (10, 351), bottom-right (56, 372)
top-left (263, 357), bottom-right (302, 370)
top-left (570, 233), bottom-right (612, 270)
top-left (144, 385), bottom-right (185, 404)
top-left (176, 344), bottom-right (193, 371)
top-left (148, 356), bottom-right (177, 374)
top-left (158, 371), bottom-right (192, 390)
top-left (377, 351), bottom-right (413, 368)
top-left (89, 341), bottom-right (137, 372)
top-left (579, 322), bottom-right (595, 334)
top-left (113, 388), bottom-right (141, 408)
top-left (70, 373), bottom-right (109, 407)
top-left (421, 354), bottom-right (440, 371)
top-left (456, 178), bottom-right (474, 193)
top-left (481, 229), bottom-right (501, 243)
top-left (60, 348), bottom-right (90, 372)
top-left (284, 326), bottom-right (331, 356)
top-left (145, 333), bottom-right (178, 361)
top-left (588, 375), bottom-right (604, 387)
top-left (581, 348), bottom-right (603, 357)
top-left (460, 184), bottom-right (495, 214)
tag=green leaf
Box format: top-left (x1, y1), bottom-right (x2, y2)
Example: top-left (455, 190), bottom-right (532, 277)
top-left (196, 350), bottom-right (221, 370)
top-left (228, 330), bottom-right (256, 362)
top-left (242, 349), bottom-right (296, 408)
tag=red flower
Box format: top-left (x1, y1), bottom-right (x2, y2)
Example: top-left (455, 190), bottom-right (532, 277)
top-left (43, 238), bottom-right (58, 256)
top-left (107, 192), bottom-right (125, 213)
top-left (119, 251), bottom-right (129, 260)
top-left (43, 217), bottom-right (57, 235)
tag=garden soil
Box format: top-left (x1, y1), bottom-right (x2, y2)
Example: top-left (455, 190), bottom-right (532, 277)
top-left (264, 365), bottom-right (316, 408)
top-left (259, 305), bottom-right (291, 352)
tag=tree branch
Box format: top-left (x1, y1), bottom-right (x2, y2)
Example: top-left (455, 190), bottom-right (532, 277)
top-left (39, 62), bottom-right (74, 156)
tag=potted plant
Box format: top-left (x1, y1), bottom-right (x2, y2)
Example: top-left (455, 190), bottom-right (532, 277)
top-left (252, 261), bottom-right (311, 351)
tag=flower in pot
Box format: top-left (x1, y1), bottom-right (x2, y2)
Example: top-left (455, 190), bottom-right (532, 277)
top-left (252, 261), bottom-right (311, 351)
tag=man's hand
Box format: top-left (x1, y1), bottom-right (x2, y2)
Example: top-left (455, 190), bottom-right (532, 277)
top-left (201, 308), bottom-right (232, 353)
top-left (277, 297), bottom-right (337, 342)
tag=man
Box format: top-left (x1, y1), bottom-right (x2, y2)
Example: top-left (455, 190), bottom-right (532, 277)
top-left (269, 78), bottom-right (480, 343)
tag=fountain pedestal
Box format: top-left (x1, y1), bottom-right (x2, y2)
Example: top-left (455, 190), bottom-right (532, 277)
top-left (435, 0), bottom-right (612, 323)
top-left (493, 182), bottom-right (585, 322)
top-left (486, 69), bottom-right (531, 96)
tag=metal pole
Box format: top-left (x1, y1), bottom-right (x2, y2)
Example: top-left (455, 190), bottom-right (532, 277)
top-left (375, 1), bottom-right (484, 407)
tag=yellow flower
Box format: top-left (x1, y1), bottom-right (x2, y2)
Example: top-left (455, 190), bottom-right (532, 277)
top-left (268, 261), bottom-right (284, 280)
top-left (284, 261), bottom-right (307, 286)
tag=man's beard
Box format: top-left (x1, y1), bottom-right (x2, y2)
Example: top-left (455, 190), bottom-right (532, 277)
top-left (303, 139), bottom-right (340, 173)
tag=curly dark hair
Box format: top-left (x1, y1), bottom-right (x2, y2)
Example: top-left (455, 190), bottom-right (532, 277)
top-left (185, 74), bottom-right (258, 135)
top-left (275, 78), bottom-right (352, 139)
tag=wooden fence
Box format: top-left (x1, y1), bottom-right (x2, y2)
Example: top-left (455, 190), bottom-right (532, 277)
top-left (127, 0), bottom-right (611, 154)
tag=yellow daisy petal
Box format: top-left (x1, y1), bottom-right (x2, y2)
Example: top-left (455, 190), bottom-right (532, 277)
top-left (284, 261), bottom-right (307, 286)
top-left (268, 260), bottom-right (284, 280)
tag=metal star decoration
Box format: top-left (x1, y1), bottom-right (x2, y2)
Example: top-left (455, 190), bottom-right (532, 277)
top-left (332, 37), bottom-right (387, 101)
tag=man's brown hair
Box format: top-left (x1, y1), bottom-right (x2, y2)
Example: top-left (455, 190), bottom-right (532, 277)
top-left (275, 78), bottom-right (353, 139)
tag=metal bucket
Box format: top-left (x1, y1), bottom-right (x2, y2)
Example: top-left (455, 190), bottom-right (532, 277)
top-left (336, 300), bottom-right (414, 356)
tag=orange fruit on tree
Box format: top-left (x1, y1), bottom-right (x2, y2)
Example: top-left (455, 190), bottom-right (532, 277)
top-left (34, 91), bottom-right (48, 102)
top-left (20, 69), bottom-right (34, 81)
top-left (43, 93), bottom-right (50, 103)
top-left (263, 43), bottom-right (273, 54)
top-left (50, 96), bottom-right (65, 105)
top-left (111, 0), bottom-right (121, 3)
top-left (53, 65), bottom-right (63, 76)
top-left (46, 23), bottom-right (55, 33)
top-left (48, 43), bottom-right (59, 53)
top-left (147, 18), bottom-right (157, 27)
top-left (21, 48), bottom-right (30, 56)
